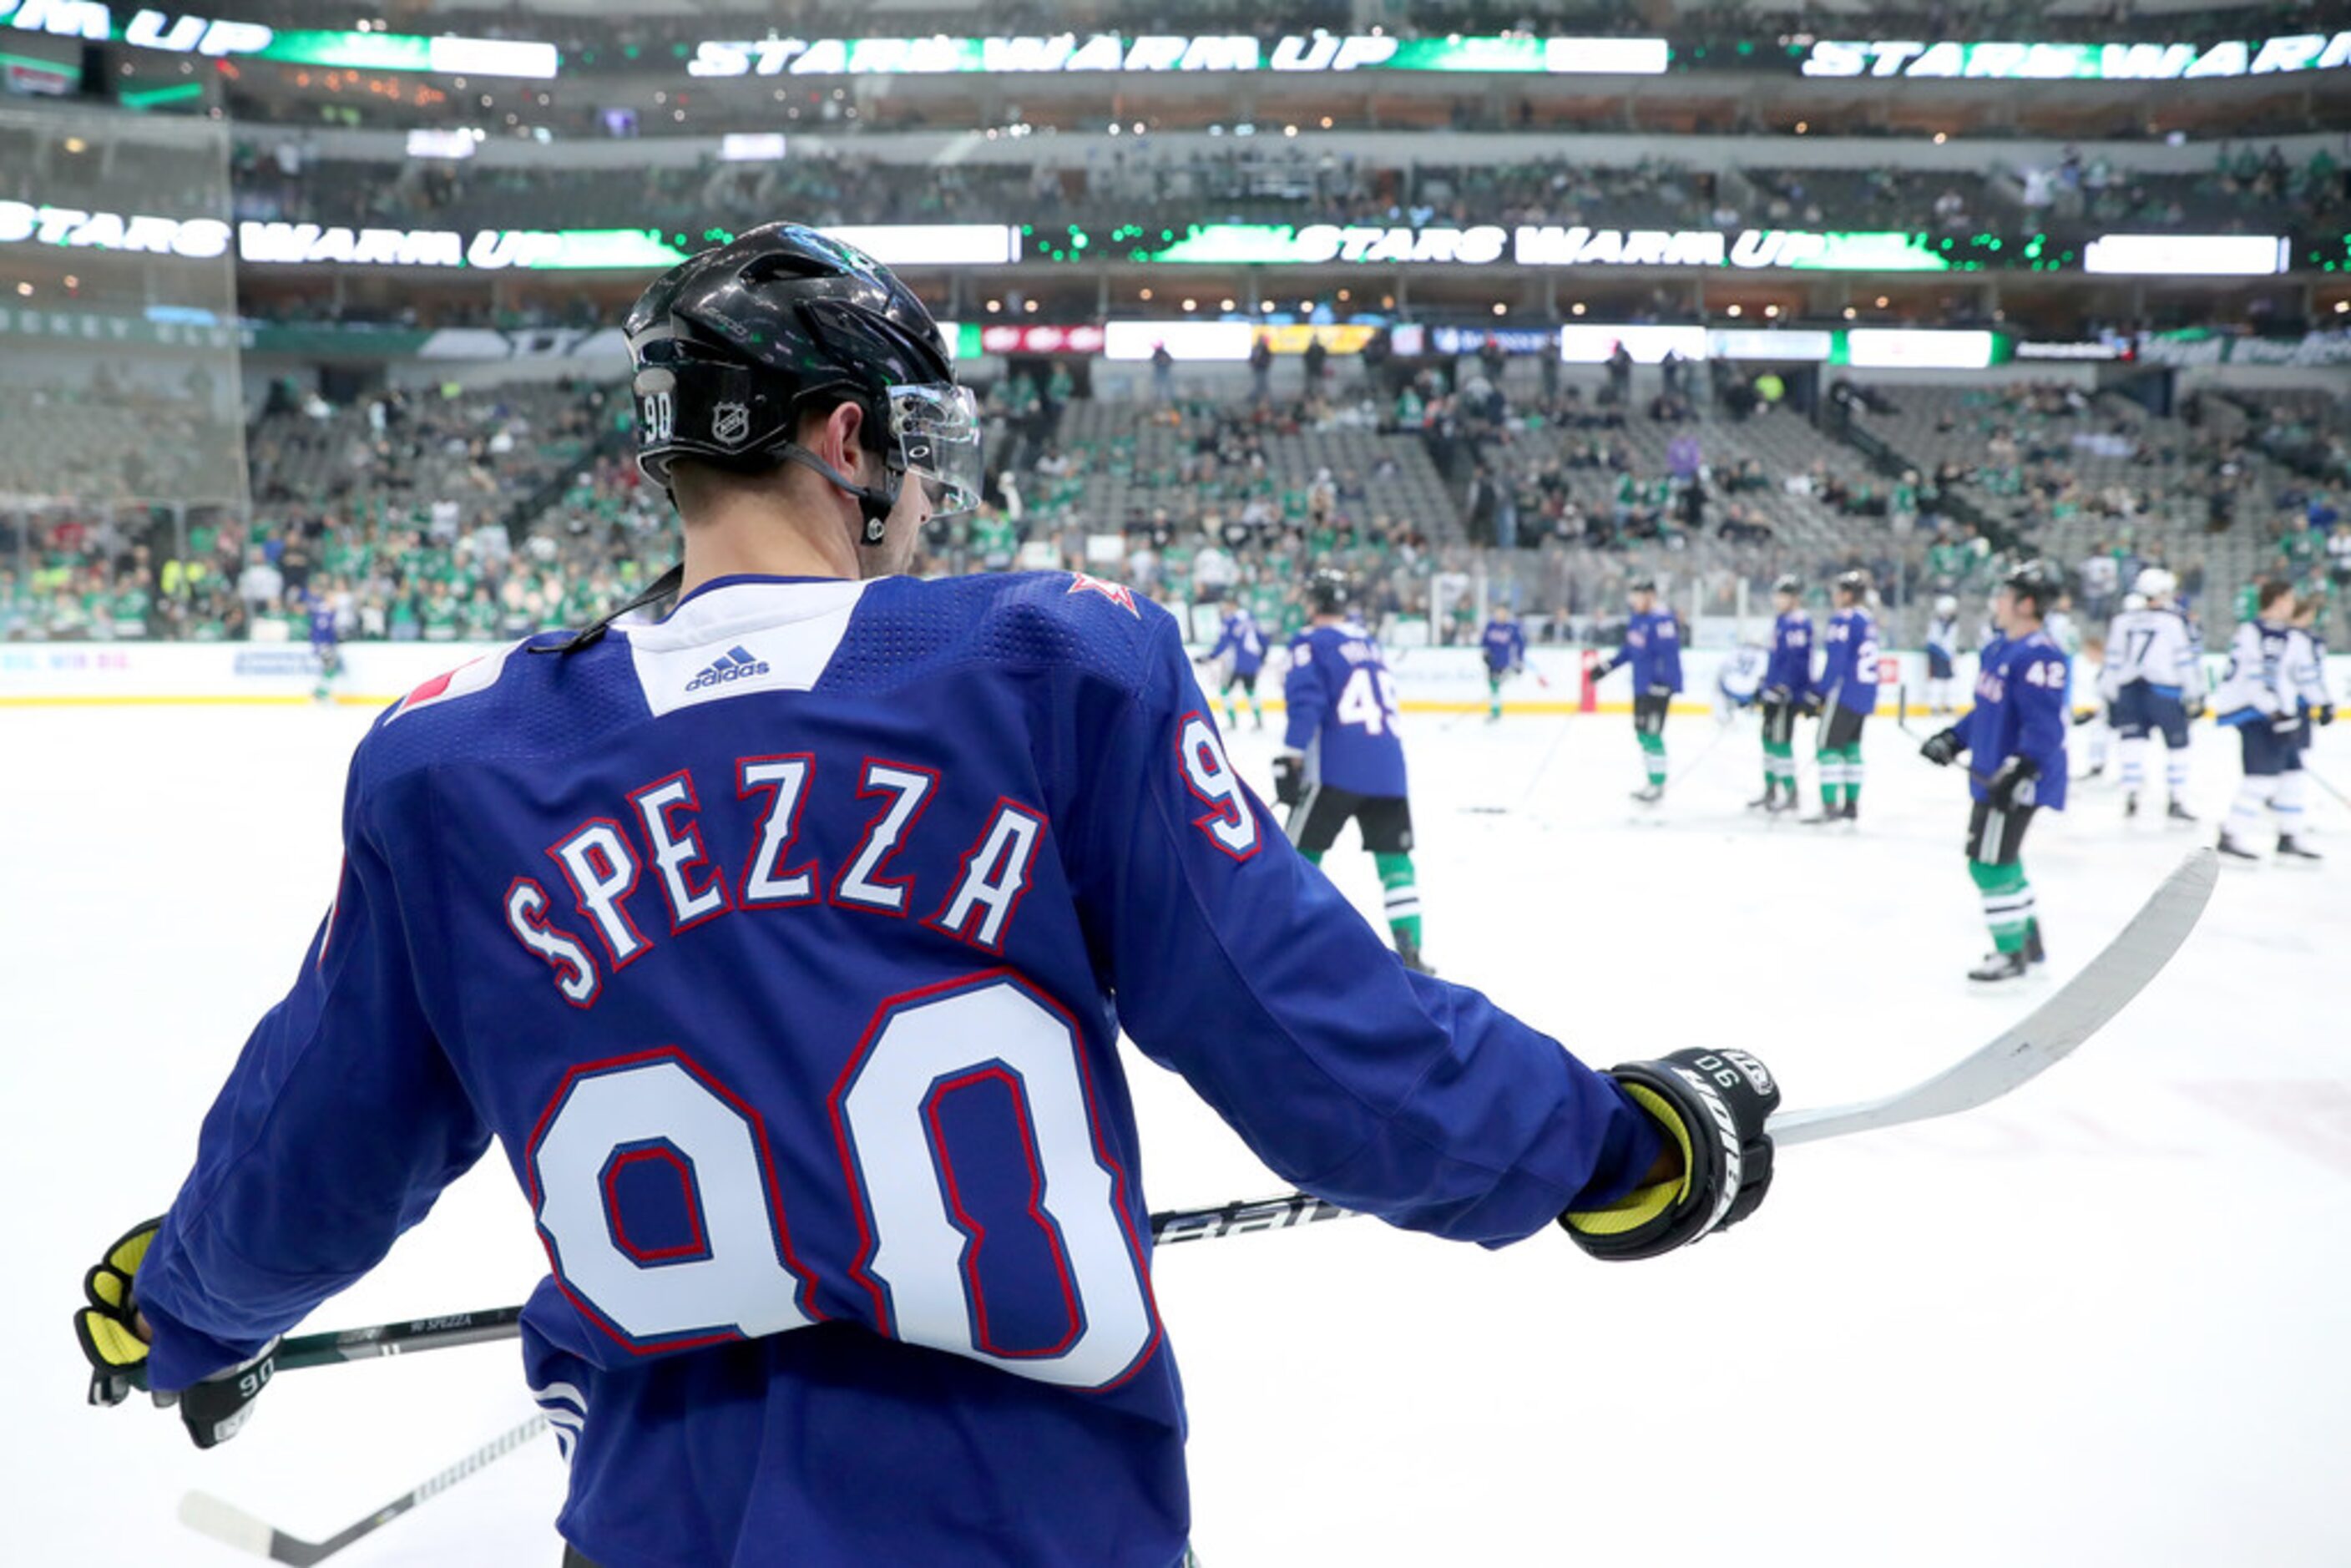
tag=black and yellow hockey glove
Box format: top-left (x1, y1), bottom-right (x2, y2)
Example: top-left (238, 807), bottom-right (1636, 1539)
top-left (75, 1216), bottom-right (278, 1449)
top-left (1562, 1049), bottom-right (1778, 1262)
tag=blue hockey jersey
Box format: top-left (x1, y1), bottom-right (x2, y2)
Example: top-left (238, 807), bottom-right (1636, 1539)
top-left (1600, 609), bottom-right (1682, 694)
top-left (1209, 607), bottom-right (1265, 676)
top-left (1952, 629), bottom-right (2070, 811)
top-left (1764, 609), bottom-right (1813, 697)
top-left (131, 573), bottom-right (1659, 1568)
top-left (1816, 607), bottom-right (1880, 716)
top-left (1283, 619), bottom-right (1410, 796)
top-left (1480, 617), bottom-right (1526, 675)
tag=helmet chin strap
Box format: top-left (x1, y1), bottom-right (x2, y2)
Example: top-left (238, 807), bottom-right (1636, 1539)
top-left (775, 443), bottom-right (897, 547)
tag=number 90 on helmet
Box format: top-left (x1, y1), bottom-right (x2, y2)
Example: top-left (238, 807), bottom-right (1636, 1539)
top-left (624, 222), bottom-right (984, 539)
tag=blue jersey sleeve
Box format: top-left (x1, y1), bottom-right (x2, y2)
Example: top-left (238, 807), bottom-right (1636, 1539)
top-left (1069, 614), bottom-right (1659, 1243)
top-left (1281, 637), bottom-right (1325, 751)
top-left (134, 741), bottom-right (493, 1389)
top-left (2011, 649), bottom-right (2070, 781)
top-left (1659, 618), bottom-right (1684, 692)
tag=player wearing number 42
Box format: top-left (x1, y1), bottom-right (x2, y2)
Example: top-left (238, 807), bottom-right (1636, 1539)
top-left (72, 224), bottom-right (1785, 1568)
top-left (1919, 561), bottom-right (2071, 984)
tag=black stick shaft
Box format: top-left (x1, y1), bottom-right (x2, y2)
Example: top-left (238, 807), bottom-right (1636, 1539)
top-left (154, 1192), bottom-right (1356, 1383)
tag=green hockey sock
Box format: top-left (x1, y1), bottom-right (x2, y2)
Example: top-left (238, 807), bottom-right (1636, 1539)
top-left (1968, 859), bottom-right (2032, 953)
top-left (1637, 730), bottom-right (1666, 786)
top-left (1842, 745), bottom-right (1863, 809)
top-left (1375, 852), bottom-right (1422, 947)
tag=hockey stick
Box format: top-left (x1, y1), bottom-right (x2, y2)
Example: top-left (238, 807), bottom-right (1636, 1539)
top-left (1896, 682), bottom-right (1999, 790)
top-left (162, 846), bottom-right (2216, 1409)
top-left (180, 1414), bottom-right (549, 1566)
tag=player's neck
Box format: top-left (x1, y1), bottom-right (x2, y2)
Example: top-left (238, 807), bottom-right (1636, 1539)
top-left (677, 493), bottom-right (862, 595)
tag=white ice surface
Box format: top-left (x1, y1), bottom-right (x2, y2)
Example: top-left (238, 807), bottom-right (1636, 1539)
top-left (4, 701), bottom-right (2347, 1568)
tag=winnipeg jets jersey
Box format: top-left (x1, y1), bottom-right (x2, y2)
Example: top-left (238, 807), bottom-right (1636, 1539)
top-left (2285, 626), bottom-right (2331, 716)
top-left (1284, 618), bottom-right (1409, 796)
top-left (2101, 606), bottom-right (2202, 699)
top-left (130, 573), bottom-right (1659, 1568)
top-left (1817, 607), bottom-right (1881, 716)
top-left (2213, 619), bottom-right (2295, 724)
top-left (1210, 608), bottom-right (1265, 675)
top-left (1925, 615), bottom-right (1960, 661)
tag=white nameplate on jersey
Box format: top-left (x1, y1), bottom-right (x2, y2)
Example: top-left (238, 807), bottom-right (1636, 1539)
top-left (385, 637), bottom-right (528, 723)
top-left (624, 579), bottom-right (871, 717)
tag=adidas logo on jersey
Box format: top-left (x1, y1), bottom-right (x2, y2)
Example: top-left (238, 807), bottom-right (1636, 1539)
top-left (686, 645), bottom-right (770, 691)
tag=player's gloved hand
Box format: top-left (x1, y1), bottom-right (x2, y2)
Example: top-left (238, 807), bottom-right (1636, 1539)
top-left (1798, 690), bottom-right (1823, 717)
top-left (1762, 683), bottom-right (1792, 708)
top-left (2185, 695), bottom-right (2207, 720)
top-left (77, 1217), bottom-right (279, 1449)
top-left (2314, 704), bottom-right (2335, 728)
top-left (2270, 710), bottom-right (2303, 736)
top-left (1988, 754), bottom-right (2040, 810)
top-left (1562, 1049), bottom-right (1779, 1262)
top-left (1272, 752), bottom-right (1305, 807)
top-left (1919, 726), bottom-right (1963, 766)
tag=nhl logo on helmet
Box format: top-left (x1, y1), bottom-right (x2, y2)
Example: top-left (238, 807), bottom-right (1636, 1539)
top-left (710, 402), bottom-right (751, 448)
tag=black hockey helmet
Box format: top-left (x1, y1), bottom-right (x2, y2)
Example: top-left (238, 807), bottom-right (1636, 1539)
top-left (1305, 568), bottom-right (1354, 616)
top-left (1834, 568), bottom-right (1870, 599)
top-left (1772, 573), bottom-right (1802, 597)
top-left (1628, 572), bottom-right (1658, 594)
top-left (624, 222), bottom-right (981, 542)
top-left (2001, 559), bottom-right (2061, 615)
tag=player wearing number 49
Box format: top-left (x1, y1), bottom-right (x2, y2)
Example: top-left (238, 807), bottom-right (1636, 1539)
top-left (1919, 561), bottom-right (2070, 984)
top-left (1276, 570), bottom-right (1430, 972)
top-left (1590, 574), bottom-right (1682, 803)
top-left (73, 225), bottom-right (1784, 1568)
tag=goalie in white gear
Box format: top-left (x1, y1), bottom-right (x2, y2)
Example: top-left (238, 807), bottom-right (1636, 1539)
top-left (2102, 569), bottom-right (2203, 822)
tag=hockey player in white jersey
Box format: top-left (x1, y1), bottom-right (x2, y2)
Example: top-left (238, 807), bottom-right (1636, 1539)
top-left (2212, 580), bottom-right (2320, 862)
top-left (2103, 570), bottom-right (2204, 822)
top-left (1924, 594), bottom-right (1962, 715)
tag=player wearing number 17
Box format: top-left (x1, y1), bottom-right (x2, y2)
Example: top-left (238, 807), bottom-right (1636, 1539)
top-left (73, 225), bottom-right (1782, 1568)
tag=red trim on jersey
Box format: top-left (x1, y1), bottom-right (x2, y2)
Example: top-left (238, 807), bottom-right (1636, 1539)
top-left (921, 1064), bottom-right (1084, 1361)
top-left (626, 769), bottom-right (734, 936)
top-left (547, 817), bottom-right (654, 971)
top-left (735, 753), bottom-right (822, 908)
top-left (599, 1140), bottom-right (712, 1267)
top-left (1065, 573), bottom-right (1140, 617)
top-left (503, 875), bottom-right (601, 1009)
top-left (1174, 710), bottom-right (1262, 862)
top-left (923, 797), bottom-right (1048, 953)
top-left (827, 759), bottom-right (939, 917)
top-left (523, 1044), bottom-right (827, 1358)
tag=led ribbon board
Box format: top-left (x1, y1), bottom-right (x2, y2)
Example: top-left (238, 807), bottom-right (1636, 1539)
top-left (685, 33), bottom-right (1668, 78)
top-left (1798, 33), bottom-right (2349, 79)
top-left (0, 3), bottom-right (559, 77)
top-left (1036, 223), bottom-right (1984, 271)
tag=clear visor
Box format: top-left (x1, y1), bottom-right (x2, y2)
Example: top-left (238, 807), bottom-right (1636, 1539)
top-left (888, 382), bottom-right (984, 518)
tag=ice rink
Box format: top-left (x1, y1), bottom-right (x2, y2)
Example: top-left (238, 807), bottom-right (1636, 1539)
top-left (7, 696), bottom-right (2348, 1567)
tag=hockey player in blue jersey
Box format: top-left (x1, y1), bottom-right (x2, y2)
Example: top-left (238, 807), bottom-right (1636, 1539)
top-left (73, 226), bottom-right (1784, 1568)
top-left (1919, 561), bottom-right (2070, 983)
top-left (1806, 569), bottom-right (1880, 825)
top-left (1479, 604), bottom-right (1528, 721)
top-left (1277, 570), bottom-right (1432, 970)
top-left (2212, 579), bottom-right (2323, 862)
top-left (1751, 574), bottom-right (1812, 815)
top-left (1198, 603), bottom-right (1267, 731)
top-left (1591, 574), bottom-right (1682, 804)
